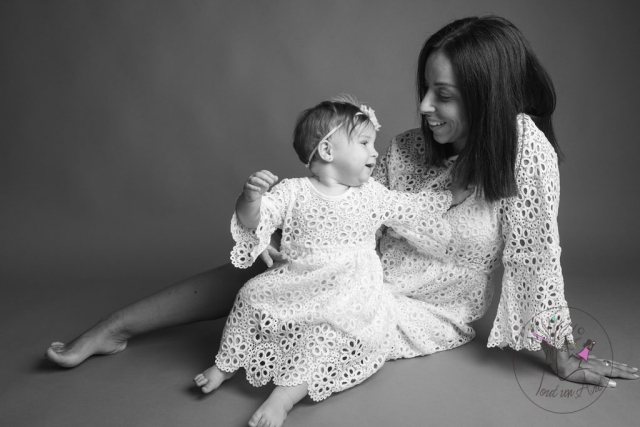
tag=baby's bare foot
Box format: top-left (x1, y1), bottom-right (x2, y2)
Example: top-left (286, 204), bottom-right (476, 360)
top-left (46, 316), bottom-right (129, 368)
top-left (194, 365), bottom-right (236, 393)
top-left (248, 384), bottom-right (307, 427)
top-left (249, 397), bottom-right (288, 427)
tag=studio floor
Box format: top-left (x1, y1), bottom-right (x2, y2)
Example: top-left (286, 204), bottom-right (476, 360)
top-left (2, 271), bottom-right (638, 427)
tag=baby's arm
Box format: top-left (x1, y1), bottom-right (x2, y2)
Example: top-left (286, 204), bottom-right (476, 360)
top-left (236, 170), bottom-right (278, 229)
top-left (374, 180), bottom-right (469, 259)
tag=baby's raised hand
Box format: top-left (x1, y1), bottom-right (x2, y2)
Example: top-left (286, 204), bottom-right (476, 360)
top-left (243, 170), bottom-right (278, 202)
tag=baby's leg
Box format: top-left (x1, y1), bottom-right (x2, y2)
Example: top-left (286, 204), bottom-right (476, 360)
top-left (194, 364), bottom-right (236, 393)
top-left (249, 383), bottom-right (308, 427)
top-left (46, 262), bottom-right (265, 368)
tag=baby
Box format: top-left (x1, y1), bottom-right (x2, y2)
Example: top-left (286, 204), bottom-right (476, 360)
top-left (194, 95), bottom-right (471, 427)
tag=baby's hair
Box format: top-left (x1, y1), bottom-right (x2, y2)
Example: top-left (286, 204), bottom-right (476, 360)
top-left (293, 94), bottom-right (375, 165)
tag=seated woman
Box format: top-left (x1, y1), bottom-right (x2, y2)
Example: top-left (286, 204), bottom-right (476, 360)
top-left (47, 15), bottom-right (637, 396)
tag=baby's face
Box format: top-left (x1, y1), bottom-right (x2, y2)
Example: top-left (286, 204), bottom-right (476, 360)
top-left (331, 123), bottom-right (378, 186)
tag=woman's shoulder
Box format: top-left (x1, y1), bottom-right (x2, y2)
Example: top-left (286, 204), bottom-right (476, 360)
top-left (390, 128), bottom-right (424, 150)
top-left (517, 114), bottom-right (557, 160)
top-left (385, 128), bottom-right (427, 164)
top-left (513, 114), bottom-right (560, 192)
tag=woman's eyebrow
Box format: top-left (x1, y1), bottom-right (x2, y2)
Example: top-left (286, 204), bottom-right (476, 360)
top-left (433, 82), bottom-right (457, 88)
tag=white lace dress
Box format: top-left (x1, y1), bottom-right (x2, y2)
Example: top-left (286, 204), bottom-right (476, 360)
top-left (375, 114), bottom-right (574, 358)
top-left (219, 178), bottom-right (453, 401)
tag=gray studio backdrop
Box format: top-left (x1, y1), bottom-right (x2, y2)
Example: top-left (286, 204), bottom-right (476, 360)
top-left (2, 0), bottom-right (639, 285)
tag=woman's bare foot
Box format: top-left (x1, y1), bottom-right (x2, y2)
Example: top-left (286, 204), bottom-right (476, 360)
top-left (249, 383), bottom-right (308, 427)
top-left (194, 365), bottom-right (236, 393)
top-left (46, 315), bottom-right (130, 368)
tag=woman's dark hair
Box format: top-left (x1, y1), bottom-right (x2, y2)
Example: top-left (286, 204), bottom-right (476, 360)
top-left (293, 94), bottom-right (374, 165)
top-left (416, 15), bottom-right (563, 202)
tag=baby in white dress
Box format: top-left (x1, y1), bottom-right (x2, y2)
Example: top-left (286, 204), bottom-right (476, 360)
top-left (194, 95), bottom-right (471, 427)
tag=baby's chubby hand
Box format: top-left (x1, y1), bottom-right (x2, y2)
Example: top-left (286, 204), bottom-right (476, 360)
top-left (242, 170), bottom-right (278, 202)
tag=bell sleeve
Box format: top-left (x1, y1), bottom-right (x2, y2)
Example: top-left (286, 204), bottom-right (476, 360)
top-left (230, 179), bottom-right (293, 269)
top-left (488, 115), bottom-right (574, 351)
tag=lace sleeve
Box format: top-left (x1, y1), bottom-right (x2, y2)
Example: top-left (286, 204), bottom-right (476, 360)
top-left (373, 180), bottom-right (452, 259)
top-left (488, 115), bottom-right (573, 351)
top-left (230, 179), bottom-right (293, 269)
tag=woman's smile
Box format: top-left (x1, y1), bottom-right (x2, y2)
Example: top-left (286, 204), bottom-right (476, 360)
top-left (427, 119), bottom-right (447, 131)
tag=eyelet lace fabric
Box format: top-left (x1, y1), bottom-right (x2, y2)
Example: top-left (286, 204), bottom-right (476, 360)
top-left (223, 178), bottom-right (452, 401)
top-left (374, 114), bottom-right (573, 353)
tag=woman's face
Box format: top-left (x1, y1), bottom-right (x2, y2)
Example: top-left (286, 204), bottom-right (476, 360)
top-left (420, 50), bottom-right (468, 154)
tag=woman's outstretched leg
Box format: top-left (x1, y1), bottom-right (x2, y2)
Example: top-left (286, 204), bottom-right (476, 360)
top-left (46, 262), bottom-right (266, 368)
top-left (249, 383), bottom-right (308, 427)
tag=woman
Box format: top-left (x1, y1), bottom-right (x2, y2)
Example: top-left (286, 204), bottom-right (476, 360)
top-left (47, 15), bottom-right (637, 388)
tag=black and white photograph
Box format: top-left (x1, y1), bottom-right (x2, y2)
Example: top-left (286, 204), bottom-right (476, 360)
top-left (2, 1), bottom-right (639, 426)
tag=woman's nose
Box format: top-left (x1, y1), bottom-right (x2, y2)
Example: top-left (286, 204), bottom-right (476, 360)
top-left (419, 93), bottom-right (435, 114)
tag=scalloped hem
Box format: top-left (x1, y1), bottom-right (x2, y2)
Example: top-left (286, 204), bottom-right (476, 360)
top-left (214, 361), bottom-right (353, 402)
top-left (486, 337), bottom-right (572, 352)
top-left (486, 341), bottom-right (541, 352)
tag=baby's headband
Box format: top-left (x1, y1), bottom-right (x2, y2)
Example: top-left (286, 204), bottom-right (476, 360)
top-left (358, 105), bottom-right (381, 132)
top-left (305, 104), bottom-right (381, 168)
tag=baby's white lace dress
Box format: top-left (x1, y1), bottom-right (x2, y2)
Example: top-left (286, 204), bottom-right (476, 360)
top-left (220, 178), bottom-right (452, 401)
top-left (375, 114), bottom-right (574, 358)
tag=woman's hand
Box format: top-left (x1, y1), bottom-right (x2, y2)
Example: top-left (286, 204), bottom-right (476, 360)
top-left (258, 230), bottom-right (284, 267)
top-left (542, 341), bottom-right (639, 387)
